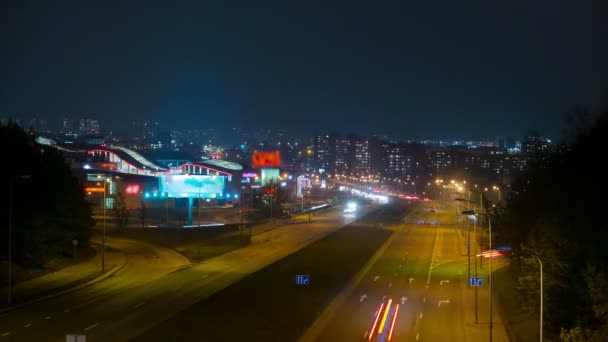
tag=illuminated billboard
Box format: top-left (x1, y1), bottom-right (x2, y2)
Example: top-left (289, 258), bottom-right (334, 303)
top-left (261, 168), bottom-right (279, 186)
top-left (159, 175), bottom-right (226, 198)
top-left (252, 151), bottom-right (281, 168)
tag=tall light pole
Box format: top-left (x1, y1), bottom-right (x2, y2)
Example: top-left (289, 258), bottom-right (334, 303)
top-left (488, 212), bottom-right (493, 342)
top-left (102, 177), bottom-right (110, 272)
top-left (521, 249), bottom-right (543, 342)
top-left (8, 175), bottom-right (31, 306)
top-left (463, 209), bottom-right (493, 340)
top-left (492, 185), bottom-right (501, 202)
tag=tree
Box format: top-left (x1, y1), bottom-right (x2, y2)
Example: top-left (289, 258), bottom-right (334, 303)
top-left (502, 103), bottom-right (608, 339)
top-left (0, 122), bottom-right (92, 269)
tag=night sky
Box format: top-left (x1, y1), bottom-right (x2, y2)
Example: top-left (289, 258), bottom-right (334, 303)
top-left (2, 1), bottom-right (607, 139)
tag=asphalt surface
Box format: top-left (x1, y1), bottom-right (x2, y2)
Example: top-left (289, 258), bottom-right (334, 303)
top-left (0, 207), bottom-right (360, 341)
top-left (312, 203), bottom-right (509, 342)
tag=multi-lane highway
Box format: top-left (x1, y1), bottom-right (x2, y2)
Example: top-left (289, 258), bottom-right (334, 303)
top-left (309, 202), bottom-right (509, 341)
top-left (0, 207), bottom-right (362, 341)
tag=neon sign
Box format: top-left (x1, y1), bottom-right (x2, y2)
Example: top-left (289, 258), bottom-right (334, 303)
top-left (252, 151), bottom-right (281, 168)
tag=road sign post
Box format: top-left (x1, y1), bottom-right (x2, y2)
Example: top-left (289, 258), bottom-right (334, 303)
top-left (469, 277), bottom-right (483, 287)
top-left (296, 275), bottom-right (309, 285)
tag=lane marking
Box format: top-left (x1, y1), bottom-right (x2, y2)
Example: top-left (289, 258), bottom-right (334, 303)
top-left (419, 313), bottom-right (423, 319)
top-left (389, 282), bottom-right (392, 288)
top-left (24, 324), bottom-right (31, 328)
top-left (1, 332), bottom-right (9, 337)
top-left (438, 299), bottom-right (451, 307)
top-left (360, 294), bottom-right (367, 302)
top-left (400, 296), bottom-right (408, 304)
top-left (416, 332), bottom-right (420, 340)
top-left (426, 225), bottom-right (440, 288)
top-left (423, 297), bottom-right (426, 303)
top-left (84, 322), bottom-right (100, 331)
top-left (409, 277), bottom-right (414, 284)
top-left (440, 280), bottom-right (450, 285)
top-left (387, 304), bottom-right (400, 341)
top-left (363, 331), bottom-right (369, 338)
top-left (378, 299), bottom-right (393, 334)
top-left (63, 309), bottom-right (70, 313)
top-left (374, 275), bottom-right (380, 282)
top-left (45, 316), bottom-right (52, 320)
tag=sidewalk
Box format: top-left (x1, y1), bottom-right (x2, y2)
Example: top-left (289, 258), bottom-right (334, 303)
top-left (0, 243), bottom-right (126, 312)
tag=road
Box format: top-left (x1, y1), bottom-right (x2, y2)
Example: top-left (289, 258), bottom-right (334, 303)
top-left (0, 206), bottom-right (364, 341)
top-left (311, 202), bottom-right (509, 341)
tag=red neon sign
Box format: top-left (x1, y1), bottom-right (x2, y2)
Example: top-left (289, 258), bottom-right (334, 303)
top-left (125, 184), bottom-right (141, 195)
top-left (252, 151), bottom-right (281, 168)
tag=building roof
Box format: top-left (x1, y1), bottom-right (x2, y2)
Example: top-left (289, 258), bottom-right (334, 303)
top-left (200, 159), bottom-right (243, 171)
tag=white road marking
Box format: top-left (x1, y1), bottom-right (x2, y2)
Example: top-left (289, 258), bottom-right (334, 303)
top-left (438, 299), bottom-right (451, 307)
top-left (423, 297), bottom-right (426, 303)
top-left (389, 282), bottom-right (392, 287)
top-left (363, 331), bottom-right (369, 338)
top-left (374, 275), bottom-right (380, 282)
top-left (24, 324), bottom-right (31, 328)
top-left (84, 322), bottom-right (100, 331)
top-left (419, 313), bottom-right (423, 319)
top-left (416, 332), bottom-right (420, 340)
top-left (360, 294), bottom-right (367, 302)
top-left (401, 296), bottom-right (408, 304)
top-left (45, 316), bottom-right (52, 320)
top-left (63, 309), bottom-right (70, 313)
top-left (409, 277), bottom-right (414, 284)
top-left (440, 280), bottom-right (450, 285)
top-left (426, 225), bottom-right (440, 288)
top-left (134, 302), bottom-right (146, 309)
top-left (1, 332), bottom-right (10, 337)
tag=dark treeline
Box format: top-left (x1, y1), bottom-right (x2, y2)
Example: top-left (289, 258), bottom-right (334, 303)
top-left (498, 104), bottom-right (608, 341)
top-left (0, 122), bottom-right (92, 272)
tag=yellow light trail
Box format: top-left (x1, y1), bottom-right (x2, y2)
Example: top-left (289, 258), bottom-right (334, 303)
top-left (378, 299), bottom-right (392, 334)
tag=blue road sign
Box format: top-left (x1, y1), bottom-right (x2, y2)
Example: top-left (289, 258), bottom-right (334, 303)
top-left (296, 275), bottom-right (309, 285)
top-left (469, 277), bottom-right (483, 287)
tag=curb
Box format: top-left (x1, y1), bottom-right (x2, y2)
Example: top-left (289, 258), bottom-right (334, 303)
top-left (0, 257), bottom-right (128, 316)
top-left (299, 223), bottom-right (403, 342)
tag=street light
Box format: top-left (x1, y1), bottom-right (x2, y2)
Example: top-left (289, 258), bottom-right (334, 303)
top-left (520, 249), bottom-right (543, 342)
top-left (492, 185), bottom-right (501, 202)
top-left (8, 174), bottom-right (31, 306)
top-left (101, 177), bottom-right (110, 272)
top-left (463, 209), bottom-right (493, 342)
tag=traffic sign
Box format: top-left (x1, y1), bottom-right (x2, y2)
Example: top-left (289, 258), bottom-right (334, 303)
top-left (469, 277), bottom-right (483, 287)
top-left (296, 275), bottom-right (309, 285)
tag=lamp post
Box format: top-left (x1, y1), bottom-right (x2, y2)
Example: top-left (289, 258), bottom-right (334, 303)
top-left (8, 175), bottom-right (31, 306)
top-left (492, 185), bottom-right (501, 202)
top-left (463, 209), bottom-right (493, 341)
top-left (521, 249), bottom-right (543, 342)
top-left (102, 177), bottom-right (110, 272)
